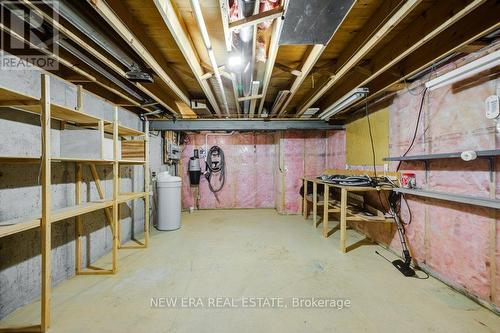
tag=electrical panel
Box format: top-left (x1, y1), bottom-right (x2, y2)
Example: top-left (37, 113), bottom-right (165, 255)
top-left (167, 143), bottom-right (181, 161)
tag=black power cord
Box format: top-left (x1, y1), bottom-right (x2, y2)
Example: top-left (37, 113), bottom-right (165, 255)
top-left (205, 146), bottom-right (226, 193)
top-left (396, 87), bottom-right (428, 171)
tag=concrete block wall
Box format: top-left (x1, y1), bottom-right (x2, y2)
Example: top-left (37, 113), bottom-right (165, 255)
top-left (0, 70), bottom-right (163, 319)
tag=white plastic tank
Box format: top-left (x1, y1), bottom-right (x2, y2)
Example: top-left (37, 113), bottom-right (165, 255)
top-left (156, 171), bottom-right (182, 231)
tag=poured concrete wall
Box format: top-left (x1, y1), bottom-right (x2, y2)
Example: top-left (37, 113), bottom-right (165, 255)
top-left (0, 70), bottom-right (162, 318)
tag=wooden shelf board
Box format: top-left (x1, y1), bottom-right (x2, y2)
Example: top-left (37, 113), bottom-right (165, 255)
top-left (0, 86), bottom-right (39, 105)
top-left (104, 123), bottom-right (145, 137)
top-left (0, 156), bottom-right (115, 164)
top-left (51, 200), bottom-right (113, 223)
top-left (118, 159), bottom-right (146, 165)
top-left (0, 156), bottom-right (41, 164)
top-left (1, 200), bottom-right (116, 238)
top-left (0, 216), bottom-right (41, 238)
top-left (0, 87), bottom-right (106, 124)
top-left (394, 188), bottom-right (500, 209)
top-left (52, 157), bottom-right (114, 164)
top-left (117, 192), bottom-right (147, 203)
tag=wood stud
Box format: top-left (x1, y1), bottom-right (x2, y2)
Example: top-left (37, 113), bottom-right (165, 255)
top-left (0, 73), bottom-right (150, 330)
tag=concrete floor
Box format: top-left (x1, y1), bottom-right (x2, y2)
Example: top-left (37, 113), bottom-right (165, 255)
top-left (1, 209), bottom-right (499, 332)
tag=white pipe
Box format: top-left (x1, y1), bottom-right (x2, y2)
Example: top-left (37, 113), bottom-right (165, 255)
top-left (190, 0), bottom-right (231, 117)
top-left (205, 131), bottom-right (235, 162)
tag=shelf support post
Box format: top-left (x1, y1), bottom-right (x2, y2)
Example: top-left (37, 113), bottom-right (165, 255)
top-left (75, 163), bottom-right (82, 275)
top-left (112, 107), bottom-right (119, 273)
top-left (144, 120), bottom-right (150, 247)
top-left (40, 73), bottom-right (52, 332)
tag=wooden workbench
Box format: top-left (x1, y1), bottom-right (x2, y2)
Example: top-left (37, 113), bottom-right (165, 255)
top-left (302, 174), bottom-right (397, 253)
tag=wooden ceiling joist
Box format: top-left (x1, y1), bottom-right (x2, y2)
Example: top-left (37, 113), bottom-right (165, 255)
top-left (219, 0), bottom-right (232, 52)
top-left (295, 0), bottom-right (422, 117)
top-left (229, 6), bottom-right (284, 31)
top-left (0, 21), bottom-right (148, 111)
top-left (21, 0), bottom-right (179, 116)
top-left (318, 0), bottom-right (488, 112)
top-left (257, 0), bottom-right (289, 116)
top-left (88, 0), bottom-right (191, 107)
top-left (350, 0), bottom-right (500, 117)
top-left (153, 0), bottom-right (223, 117)
top-left (274, 44), bottom-right (325, 117)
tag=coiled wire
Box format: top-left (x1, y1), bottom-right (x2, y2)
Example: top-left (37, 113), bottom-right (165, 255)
top-left (205, 146), bottom-right (225, 193)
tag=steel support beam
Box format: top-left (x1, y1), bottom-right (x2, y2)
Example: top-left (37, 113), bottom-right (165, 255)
top-left (150, 119), bottom-right (344, 131)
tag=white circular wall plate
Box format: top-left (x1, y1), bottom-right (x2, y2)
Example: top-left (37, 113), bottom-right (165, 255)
top-left (485, 95), bottom-right (499, 119)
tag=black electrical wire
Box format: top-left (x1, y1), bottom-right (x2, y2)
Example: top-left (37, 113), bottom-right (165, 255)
top-left (396, 87), bottom-right (428, 171)
top-left (205, 146), bottom-right (226, 193)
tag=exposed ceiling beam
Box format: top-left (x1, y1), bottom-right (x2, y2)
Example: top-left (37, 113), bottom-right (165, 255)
top-left (150, 119), bottom-right (344, 131)
top-left (248, 81), bottom-right (260, 118)
top-left (0, 21), bottom-right (149, 110)
top-left (230, 72), bottom-right (241, 117)
top-left (348, 0), bottom-right (500, 119)
top-left (88, 0), bottom-right (191, 107)
top-left (273, 62), bottom-right (302, 76)
top-left (229, 6), bottom-right (284, 31)
top-left (153, 0), bottom-right (223, 117)
top-left (238, 94), bottom-right (263, 102)
top-left (296, 0), bottom-right (421, 117)
top-left (20, 0), bottom-right (180, 116)
top-left (274, 44), bottom-right (325, 117)
top-left (319, 0), bottom-right (487, 112)
top-left (257, 0), bottom-right (289, 116)
top-left (218, 0), bottom-right (232, 52)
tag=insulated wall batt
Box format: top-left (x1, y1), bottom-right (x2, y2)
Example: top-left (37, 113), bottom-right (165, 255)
top-left (180, 132), bottom-right (276, 209)
top-left (335, 48), bottom-right (500, 309)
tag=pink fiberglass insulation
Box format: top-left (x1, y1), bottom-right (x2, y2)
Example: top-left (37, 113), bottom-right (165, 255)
top-left (180, 132), bottom-right (275, 210)
top-left (179, 130), bottom-right (346, 214)
top-left (326, 130), bottom-right (346, 169)
top-left (283, 130), bottom-right (306, 214)
top-left (340, 51), bottom-right (499, 308)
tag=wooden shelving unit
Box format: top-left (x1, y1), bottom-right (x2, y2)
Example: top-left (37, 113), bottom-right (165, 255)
top-left (0, 74), bottom-right (150, 332)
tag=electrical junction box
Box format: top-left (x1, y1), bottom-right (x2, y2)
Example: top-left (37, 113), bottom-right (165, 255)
top-left (485, 95), bottom-right (499, 119)
top-left (167, 143), bottom-right (181, 161)
top-left (199, 145), bottom-right (207, 159)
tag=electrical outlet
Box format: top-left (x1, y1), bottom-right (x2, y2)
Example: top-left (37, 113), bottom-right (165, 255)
top-left (384, 163), bottom-right (389, 172)
top-left (199, 146), bottom-right (207, 159)
top-left (485, 95), bottom-right (499, 119)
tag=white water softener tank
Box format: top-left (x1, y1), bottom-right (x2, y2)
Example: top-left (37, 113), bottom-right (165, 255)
top-left (156, 171), bottom-right (182, 231)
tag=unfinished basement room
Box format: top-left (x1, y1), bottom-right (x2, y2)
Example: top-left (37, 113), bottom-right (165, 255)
top-left (1, 0), bottom-right (500, 332)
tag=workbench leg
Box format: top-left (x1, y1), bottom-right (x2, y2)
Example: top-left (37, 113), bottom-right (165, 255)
top-left (303, 179), bottom-right (308, 219)
top-left (322, 185), bottom-right (329, 237)
top-left (340, 188), bottom-right (347, 253)
top-left (312, 182), bottom-right (317, 228)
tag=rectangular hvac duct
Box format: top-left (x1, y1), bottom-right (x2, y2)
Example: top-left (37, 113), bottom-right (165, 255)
top-left (279, 0), bottom-right (355, 45)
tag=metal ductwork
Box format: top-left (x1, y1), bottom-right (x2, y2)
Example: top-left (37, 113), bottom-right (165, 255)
top-left (236, 0), bottom-right (258, 115)
top-left (44, 0), bottom-right (153, 83)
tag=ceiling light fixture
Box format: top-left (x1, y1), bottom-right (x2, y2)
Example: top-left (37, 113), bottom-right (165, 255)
top-left (319, 88), bottom-right (369, 120)
top-left (425, 50), bottom-right (500, 91)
